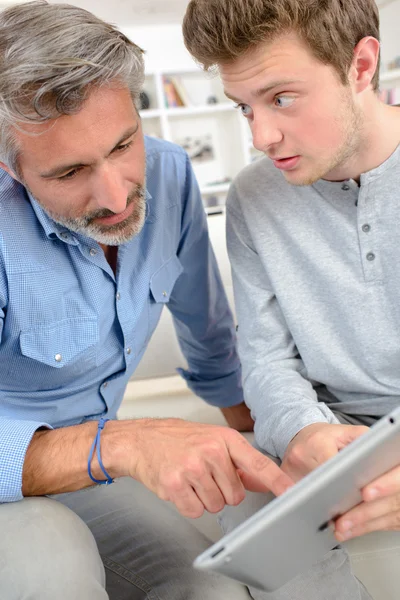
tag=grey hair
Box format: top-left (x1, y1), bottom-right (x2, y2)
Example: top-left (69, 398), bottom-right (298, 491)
top-left (0, 1), bottom-right (145, 173)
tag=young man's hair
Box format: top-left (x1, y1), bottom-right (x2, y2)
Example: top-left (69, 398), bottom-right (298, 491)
top-left (183, 0), bottom-right (380, 89)
top-left (0, 1), bottom-right (145, 174)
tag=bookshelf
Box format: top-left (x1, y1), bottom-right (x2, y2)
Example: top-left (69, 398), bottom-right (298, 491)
top-left (139, 67), bottom-right (262, 211)
top-left (380, 69), bottom-right (400, 105)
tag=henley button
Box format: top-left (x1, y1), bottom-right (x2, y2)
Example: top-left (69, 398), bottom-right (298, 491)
top-left (366, 253), bottom-right (376, 262)
top-left (55, 354), bottom-right (62, 362)
top-left (362, 224), bottom-right (371, 233)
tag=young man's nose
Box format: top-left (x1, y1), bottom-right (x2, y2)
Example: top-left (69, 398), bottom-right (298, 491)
top-left (251, 114), bottom-right (284, 154)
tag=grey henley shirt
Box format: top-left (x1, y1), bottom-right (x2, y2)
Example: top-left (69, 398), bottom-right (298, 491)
top-left (226, 144), bottom-right (400, 458)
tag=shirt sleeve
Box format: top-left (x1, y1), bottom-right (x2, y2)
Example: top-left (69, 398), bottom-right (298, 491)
top-left (167, 154), bottom-right (244, 408)
top-left (226, 186), bottom-right (339, 458)
top-left (0, 248), bottom-right (51, 503)
top-left (0, 418), bottom-right (52, 502)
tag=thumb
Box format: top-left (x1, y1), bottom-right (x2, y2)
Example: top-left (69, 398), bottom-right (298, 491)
top-left (337, 425), bottom-right (369, 451)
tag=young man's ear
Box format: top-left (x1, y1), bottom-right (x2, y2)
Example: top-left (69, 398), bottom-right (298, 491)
top-left (350, 36), bottom-right (380, 94)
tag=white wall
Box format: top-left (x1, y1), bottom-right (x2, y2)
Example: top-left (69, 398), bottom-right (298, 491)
top-left (122, 24), bottom-right (197, 73)
top-left (379, 0), bottom-right (400, 70)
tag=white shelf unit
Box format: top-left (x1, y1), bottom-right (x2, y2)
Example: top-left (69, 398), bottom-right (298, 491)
top-left (139, 67), bottom-right (260, 210)
top-left (380, 68), bottom-right (400, 87)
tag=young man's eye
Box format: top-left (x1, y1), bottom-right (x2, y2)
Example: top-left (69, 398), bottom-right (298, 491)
top-left (275, 96), bottom-right (295, 108)
top-left (234, 103), bottom-right (253, 117)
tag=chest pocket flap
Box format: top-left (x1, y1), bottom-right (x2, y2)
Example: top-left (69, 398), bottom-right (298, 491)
top-left (150, 255), bottom-right (183, 303)
top-left (20, 317), bottom-right (98, 368)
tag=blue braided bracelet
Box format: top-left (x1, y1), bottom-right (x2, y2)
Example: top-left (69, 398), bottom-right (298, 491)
top-left (87, 418), bottom-right (114, 485)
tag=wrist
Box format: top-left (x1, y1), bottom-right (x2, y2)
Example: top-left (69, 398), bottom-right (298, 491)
top-left (96, 418), bottom-right (146, 480)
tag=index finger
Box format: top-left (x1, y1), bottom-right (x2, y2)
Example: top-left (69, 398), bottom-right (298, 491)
top-left (227, 436), bottom-right (294, 497)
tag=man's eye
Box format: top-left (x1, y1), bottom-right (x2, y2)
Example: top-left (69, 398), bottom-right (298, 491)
top-left (275, 96), bottom-right (295, 108)
top-left (58, 168), bottom-right (81, 181)
top-left (114, 141), bottom-right (133, 153)
top-left (234, 103), bottom-right (253, 118)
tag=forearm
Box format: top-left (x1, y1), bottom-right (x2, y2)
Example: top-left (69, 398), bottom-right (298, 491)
top-left (246, 370), bottom-right (339, 457)
top-left (22, 419), bottom-right (133, 497)
top-left (220, 402), bottom-right (254, 432)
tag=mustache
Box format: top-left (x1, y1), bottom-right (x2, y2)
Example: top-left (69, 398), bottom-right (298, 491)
top-left (84, 184), bottom-right (145, 224)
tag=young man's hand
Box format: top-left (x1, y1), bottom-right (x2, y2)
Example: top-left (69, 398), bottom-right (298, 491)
top-left (281, 422), bottom-right (368, 482)
top-left (281, 422), bottom-right (400, 541)
top-left (335, 465), bottom-right (400, 541)
top-left (125, 418), bottom-right (293, 518)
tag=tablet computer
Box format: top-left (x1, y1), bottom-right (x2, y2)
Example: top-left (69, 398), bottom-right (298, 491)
top-left (194, 406), bottom-right (400, 592)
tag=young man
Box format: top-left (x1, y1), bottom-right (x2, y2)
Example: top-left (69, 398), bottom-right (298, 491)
top-left (183, 0), bottom-right (400, 598)
top-left (0, 2), bottom-right (294, 599)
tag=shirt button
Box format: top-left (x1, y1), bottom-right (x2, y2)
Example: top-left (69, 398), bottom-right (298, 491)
top-left (55, 354), bottom-right (62, 362)
top-left (103, 381), bottom-right (108, 388)
top-left (126, 347), bottom-right (132, 355)
top-left (116, 292), bottom-right (121, 301)
top-left (162, 291), bottom-right (167, 297)
top-left (366, 253), bottom-right (376, 262)
top-left (362, 224), bottom-right (371, 233)
top-left (60, 232), bottom-right (69, 240)
top-left (342, 184), bottom-right (350, 191)
top-left (90, 248), bottom-right (97, 257)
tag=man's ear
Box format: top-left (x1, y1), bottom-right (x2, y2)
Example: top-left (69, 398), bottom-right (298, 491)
top-left (349, 36), bottom-right (380, 94)
top-left (0, 161), bottom-right (20, 182)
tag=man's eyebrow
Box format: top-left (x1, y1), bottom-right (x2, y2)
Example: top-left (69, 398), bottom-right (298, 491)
top-left (224, 80), bottom-right (304, 103)
top-left (40, 123), bottom-right (139, 179)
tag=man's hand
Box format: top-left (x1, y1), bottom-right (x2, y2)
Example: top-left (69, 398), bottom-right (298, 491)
top-left (281, 422), bottom-right (368, 482)
top-left (335, 465), bottom-right (400, 541)
top-left (220, 402), bottom-right (254, 432)
top-left (126, 418), bottom-right (293, 518)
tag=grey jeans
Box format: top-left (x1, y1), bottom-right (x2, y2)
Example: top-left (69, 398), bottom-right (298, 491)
top-left (0, 477), bottom-right (252, 600)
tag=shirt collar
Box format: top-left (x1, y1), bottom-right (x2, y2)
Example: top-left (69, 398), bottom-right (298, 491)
top-left (360, 142), bottom-right (400, 186)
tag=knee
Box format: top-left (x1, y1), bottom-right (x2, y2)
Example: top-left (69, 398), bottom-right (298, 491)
top-left (0, 497), bottom-right (105, 599)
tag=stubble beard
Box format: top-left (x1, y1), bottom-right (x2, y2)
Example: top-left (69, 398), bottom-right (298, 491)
top-left (285, 90), bottom-right (364, 187)
top-left (32, 183), bottom-right (147, 246)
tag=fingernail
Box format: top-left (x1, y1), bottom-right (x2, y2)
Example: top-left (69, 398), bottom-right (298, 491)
top-left (340, 520), bottom-right (353, 532)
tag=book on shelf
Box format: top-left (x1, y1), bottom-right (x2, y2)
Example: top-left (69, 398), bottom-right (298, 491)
top-left (169, 76), bottom-right (192, 106)
top-left (162, 76), bottom-right (185, 108)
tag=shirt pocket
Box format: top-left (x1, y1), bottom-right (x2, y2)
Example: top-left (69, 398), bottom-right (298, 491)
top-left (147, 255), bottom-right (184, 342)
top-left (19, 317), bottom-right (98, 372)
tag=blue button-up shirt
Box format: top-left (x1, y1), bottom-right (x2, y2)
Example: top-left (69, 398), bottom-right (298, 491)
top-left (0, 136), bottom-right (242, 502)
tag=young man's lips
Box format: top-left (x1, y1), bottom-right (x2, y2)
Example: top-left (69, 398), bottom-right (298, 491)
top-left (272, 156), bottom-right (300, 170)
top-left (94, 201), bottom-right (135, 226)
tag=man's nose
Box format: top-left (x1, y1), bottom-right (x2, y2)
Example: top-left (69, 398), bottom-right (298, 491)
top-left (251, 114), bottom-right (283, 153)
top-left (92, 165), bottom-right (128, 214)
